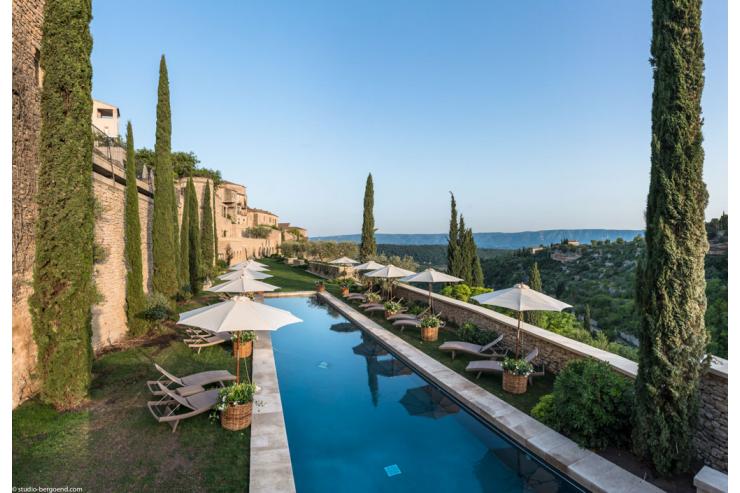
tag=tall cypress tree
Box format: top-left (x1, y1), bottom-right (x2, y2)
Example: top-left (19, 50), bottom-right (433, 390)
top-left (447, 193), bottom-right (461, 276)
top-left (359, 173), bottom-right (376, 260)
top-left (457, 216), bottom-right (473, 284)
top-left (633, 0), bottom-right (709, 475)
top-left (472, 254), bottom-right (484, 287)
top-left (201, 180), bottom-right (215, 274)
top-left (152, 55), bottom-right (178, 298)
top-left (124, 122), bottom-right (146, 336)
top-left (583, 304), bottom-right (592, 331)
top-left (213, 183), bottom-right (219, 264)
top-left (178, 182), bottom-right (190, 291)
top-left (525, 262), bottom-right (543, 326)
top-left (30, 0), bottom-right (94, 409)
top-left (187, 178), bottom-right (202, 293)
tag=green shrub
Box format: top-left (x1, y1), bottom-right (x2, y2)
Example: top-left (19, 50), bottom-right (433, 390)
top-left (142, 292), bottom-right (174, 321)
top-left (532, 359), bottom-right (634, 449)
top-left (419, 315), bottom-right (442, 329)
top-left (408, 302), bottom-right (427, 315)
top-left (457, 322), bottom-right (499, 345)
top-left (441, 284), bottom-right (472, 301)
top-left (531, 393), bottom-right (555, 423)
top-left (216, 382), bottom-right (256, 411)
top-left (232, 331), bottom-right (256, 343)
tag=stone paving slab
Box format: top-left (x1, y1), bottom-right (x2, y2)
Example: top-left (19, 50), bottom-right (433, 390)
top-left (320, 291), bottom-right (664, 493)
top-left (249, 331), bottom-right (296, 493)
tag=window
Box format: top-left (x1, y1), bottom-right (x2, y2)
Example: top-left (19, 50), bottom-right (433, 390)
top-left (97, 108), bottom-right (114, 119)
top-left (223, 230), bottom-right (228, 238)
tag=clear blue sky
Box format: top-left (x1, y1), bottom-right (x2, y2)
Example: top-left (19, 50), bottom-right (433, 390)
top-left (91, 1), bottom-right (727, 237)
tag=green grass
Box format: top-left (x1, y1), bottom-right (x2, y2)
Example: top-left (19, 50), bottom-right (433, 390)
top-left (339, 292), bottom-right (554, 414)
top-left (259, 258), bottom-right (323, 291)
top-left (13, 323), bottom-right (251, 492)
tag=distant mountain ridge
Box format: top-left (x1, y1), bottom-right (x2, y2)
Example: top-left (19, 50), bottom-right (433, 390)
top-left (311, 229), bottom-right (644, 249)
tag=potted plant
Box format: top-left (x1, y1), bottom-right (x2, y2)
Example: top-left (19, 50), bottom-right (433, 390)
top-left (218, 382), bottom-right (257, 431)
top-left (233, 331), bottom-right (256, 358)
top-left (384, 301), bottom-right (403, 319)
top-left (365, 292), bottom-right (382, 304)
top-left (419, 314), bottom-right (442, 342)
top-left (337, 278), bottom-right (353, 297)
top-left (501, 357), bottom-right (534, 394)
top-left (314, 280), bottom-right (325, 292)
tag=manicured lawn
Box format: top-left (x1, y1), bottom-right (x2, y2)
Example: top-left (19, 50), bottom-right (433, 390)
top-left (13, 294), bottom-right (251, 492)
top-left (259, 258), bottom-right (322, 291)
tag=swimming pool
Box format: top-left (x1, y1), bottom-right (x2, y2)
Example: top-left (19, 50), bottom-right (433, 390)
top-left (267, 296), bottom-right (584, 493)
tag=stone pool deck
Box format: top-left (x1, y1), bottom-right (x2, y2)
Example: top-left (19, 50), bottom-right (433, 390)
top-left (249, 330), bottom-right (296, 493)
top-left (319, 291), bottom-right (664, 493)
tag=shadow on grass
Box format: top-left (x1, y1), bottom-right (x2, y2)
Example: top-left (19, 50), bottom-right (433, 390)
top-left (13, 329), bottom-right (251, 492)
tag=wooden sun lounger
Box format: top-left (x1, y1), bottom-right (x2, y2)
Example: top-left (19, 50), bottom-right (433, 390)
top-left (347, 293), bottom-right (366, 301)
top-left (147, 382), bottom-right (221, 432)
top-left (185, 332), bottom-right (232, 353)
top-left (465, 347), bottom-right (540, 380)
top-left (358, 302), bottom-right (383, 309)
top-left (438, 335), bottom-right (505, 360)
top-left (391, 318), bottom-right (446, 332)
top-left (146, 363), bottom-right (236, 396)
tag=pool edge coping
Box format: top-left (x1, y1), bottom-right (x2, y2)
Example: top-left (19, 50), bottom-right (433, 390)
top-left (249, 330), bottom-right (297, 493)
top-left (319, 291), bottom-right (665, 493)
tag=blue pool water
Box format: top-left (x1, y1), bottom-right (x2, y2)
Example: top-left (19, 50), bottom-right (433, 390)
top-left (267, 297), bottom-right (583, 493)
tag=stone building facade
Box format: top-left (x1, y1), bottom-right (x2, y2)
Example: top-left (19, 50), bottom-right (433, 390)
top-left (12, 0), bottom-right (45, 407)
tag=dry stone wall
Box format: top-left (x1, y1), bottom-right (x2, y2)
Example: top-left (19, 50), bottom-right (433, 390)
top-left (395, 283), bottom-right (728, 472)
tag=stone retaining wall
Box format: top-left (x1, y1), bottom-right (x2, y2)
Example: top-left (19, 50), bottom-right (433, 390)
top-left (306, 261), bottom-right (355, 280)
top-left (395, 283), bottom-right (728, 472)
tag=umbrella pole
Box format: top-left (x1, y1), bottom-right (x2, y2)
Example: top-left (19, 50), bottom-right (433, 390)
top-left (428, 282), bottom-right (433, 311)
top-left (516, 311), bottom-right (522, 359)
top-left (235, 337), bottom-right (240, 383)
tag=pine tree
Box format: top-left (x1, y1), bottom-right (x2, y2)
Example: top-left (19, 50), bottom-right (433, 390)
top-left (123, 122), bottom-right (146, 336)
top-left (525, 262), bottom-right (543, 327)
top-left (201, 180), bottom-right (215, 274)
top-left (633, 0), bottom-right (709, 475)
top-left (359, 173), bottom-right (376, 260)
top-left (152, 55), bottom-right (178, 298)
top-left (447, 192), bottom-right (461, 276)
top-left (178, 182), bottom-right (190, 291)
top-left (187, 178), bottom-right (202, 293)
top-left (457, 217), bottom-right (473, 284)
top-left (30, 0), bottom-right (94, 409)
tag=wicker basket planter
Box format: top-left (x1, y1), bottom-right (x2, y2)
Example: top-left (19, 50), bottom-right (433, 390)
top-left (420, 325), bottom-right (439, 342)
top-left (315, 284), bottom-right (325, 292)
top-left (235, 340), bottom-right (253, 359)
top-left (502, 371), bottom-right (528, 394)
top-left (221, 402), bottom-right (253, 431)
top-left (341, 287), bottom-right (350, 297)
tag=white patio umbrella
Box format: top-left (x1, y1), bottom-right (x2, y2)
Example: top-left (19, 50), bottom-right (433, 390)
top-left (329, 256), bottom-right (360, 266)
top-left (178, 296), bottom-right (301, 382)
top-left (401, 268), bottom-right (463, 310)
top-left (471, 283), bottom-right (572, 357)
top-left (207, 275), bottom-right (280, 295)
top-left (218, 268), bottom-right (273, 281)
top-left (229, 260), bottom-right (268, 272)
top-left (354, 260), bottom-right (385, 272)
top-left (365, 264), bottom-right (416, 298)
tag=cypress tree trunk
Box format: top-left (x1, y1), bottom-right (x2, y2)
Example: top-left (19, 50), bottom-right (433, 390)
top-left (187, 178), bottom-right (202, 293)
top-left (201, 180), bottom-right (215, 274)
top-left (152, 55), bottom-right (178, 298)
top-left (124, 122), bottom-right (147, 336)
top-left (30, 0), bottom-right (94, 409)
top-left (525, 262), bottom-right (543, 327)
top-left (178, 181), bottom-right (190, 291)
top-left (359, 173), bottom-right (376, 261)
top-left (633, 0), bottom-right (708, 475)
top-left (447, 192), bottom-right (461, 276)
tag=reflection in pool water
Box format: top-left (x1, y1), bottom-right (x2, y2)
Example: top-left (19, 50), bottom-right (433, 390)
top-left (268, 297), bottom-right (583, 493)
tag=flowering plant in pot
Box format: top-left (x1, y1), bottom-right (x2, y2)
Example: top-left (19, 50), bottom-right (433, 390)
top-left (501, 357), bottom-right (534, 394)
top-left (314, 280), bottom-right (325, 292)
top-left (419, 314), bottom-right (442, 342)
top-left (218, 382), bottom-right (257, 431)
top-left (365, 292), bottom-right (382, 304)
top-left (384, 301), bottom-right (403, 318)
top-left (337, 278), bottom-right (353, 297)
top-left (232, 330), bottom-right (256, 358)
